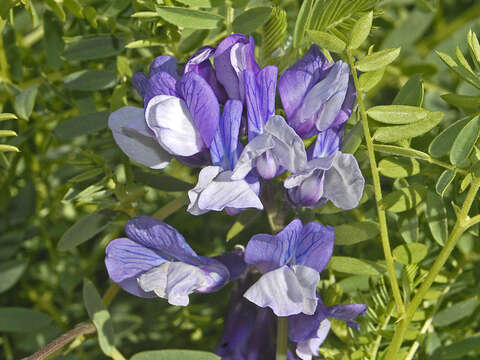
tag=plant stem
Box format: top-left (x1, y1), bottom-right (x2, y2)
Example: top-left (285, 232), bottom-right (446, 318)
top-left (346, 48), bottom-right (405, 315)
top-left (22, 323), bottom-right (96, 360)
top-left (276, 317), bottom-right (289, 360)
top-left (385, 176), bottom-right (480, 358)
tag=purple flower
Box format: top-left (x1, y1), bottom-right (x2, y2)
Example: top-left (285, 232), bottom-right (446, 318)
top-left (289, 297), bottom-right (367, 360)
top-left (231, 115), bottom-right (309, 181)
top-left (214, 34), bottom-right (260, 102)
top-left (187, 100), bottom-right (263, 215)
top-left (278, 45), bottom-right (356, 139)
top-left (104, 216), bottom-right (230, 305)
top-left (216, 274), bottom-right (276, 360)
top-left (243, 219), bottom-right (334, 317)
top-left (109, 53), bottom-right (221, 168)
top-left (284, 126), bottom-right (365, 210)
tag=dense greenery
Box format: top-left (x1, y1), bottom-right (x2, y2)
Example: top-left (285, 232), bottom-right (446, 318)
top-left (2, 0), bottom-right (480, 359)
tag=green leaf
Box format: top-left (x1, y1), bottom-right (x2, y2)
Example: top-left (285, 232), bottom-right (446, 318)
top-left (179, 30), bottom-right (210, 54)
top-left (429, 117), bottom-right (471, 158)
top-left (0, 259), bottom-right (28, 293)
top-left (426, 191), bottom-right (447, 246)
top-left (155, 7), bottom-right (223, 29)
top-left (0, 308), bottom-right (51, 333)
top-left (349, 11), bottom-right (373, 49)
top-left (356, 48), bottom-right (401, 72)
top-left (43, 11), bottom-right (64, 69)
top-left (367, 105), bottom-right (428, 124)
top-left (329, 256), bottom-right (379, 275)
top-left (130, 350), bottom-right (220, 360)
top-left (432, 335), bottom-right (480, 360)
top-left (358, 68), bottom-right (384, 92)
top-left (134, 170), bottom-right (192, 191)
top-left (44, 0), bottom-right (66, 21)
top-left (373, 111), bottom-right (443, 143)
top-left (307, 30), bottom-right (346, 53)
top-left (64, 70), bottom-right (117, 91)
top-left (262, 7), bottom-right (287, 60)
top-left (14, 86), bottom-right (39, 120)
top-left (441, 93), bottom-right (480, 110)
top-left (176, 0), bottom-right (214, 7)
top-left (232, 7), bottom-right (271, 34)
top-left (334, 221), bottom-right (379, 245)
top-left (436, 50), bottom-right (480, 90)
top-left (433, 297), bottom-right (478, 327)
top-left (83, 279), bottom-right (115, 356)
top-left (436, 169), bottom-right (456, 197)
top-left (64, 0), bottom-right (84, 18)
top-left (393, 74), bottom-right (424, 106)
top-left (54, 111), bottom-right (109, 140)
top-left (58, 209), bottom-right (117, 251)
top-left (374, 144), bottom-right (431, 161)
top-left (63, 36), bottom-right (124, 61)
top-left (0, 113), bottom-right (18, 121)
top-left (382, 184), bottom-right (426, 213)
top-left (341, 122), bottom-right (363, 154)
top-left (378, 157), bottom-right (420, 178)
top-left (450, 116), bottom-right (480, 165)
top-left (83, 6), bottom-right (97, 28)
top-left (468, 30), bottom-right (480, 69)
top-left (293, 0), bottom-right (314, 48)
top-left (393, 243), bottom-right (428, 265)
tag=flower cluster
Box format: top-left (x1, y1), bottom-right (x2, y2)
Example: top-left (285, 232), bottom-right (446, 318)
top-left (106, 33), bottom-right (367, 360)
top-left (109, 34), bottom-right (364, 215)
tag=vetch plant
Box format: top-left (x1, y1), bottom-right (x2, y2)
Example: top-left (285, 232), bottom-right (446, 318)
top-left (8, 1), bottom-right (480, 360)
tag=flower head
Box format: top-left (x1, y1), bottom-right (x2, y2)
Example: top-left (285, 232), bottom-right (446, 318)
top-left (278, 45), bottom-right (356, 139)
top-left (187, 100), bottom-right (263, 215)
top-left (243, 219), bottom-right (334, 316)
top-left (105, 216), bottom-right (230, 306)
top-left (289, 297), bottom-right (367, 360)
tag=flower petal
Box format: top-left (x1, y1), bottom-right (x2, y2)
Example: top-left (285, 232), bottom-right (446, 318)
top-left (245, 219), bottom-right (303, 273)
top-left (210, 100), bottom-right (243, 170)
top-left (327, 303), bottom-right (368, 330)
top-left (214, 34), bottom-right (248, 100)
top-left (310, 126), bottom-right (343, 159)
top-left (245, 66), bottom-right (278, 138)
top-left (124, 216), bottom-right (198, 263)
top-left (187, 166), bottom-right (222, 215)
top-left (138, 261), bottom-right (206, 306)
top-left (108, 106), bottom-right (172, 169)
top-left (144, 71), bottom-right (179, 105)
top-left (184, 46), bottom-right (227, 103)
top-left (295, 223), bottom-right (334, 273)
top-left (278, 45), bottom-right (330, 134)
top-left (243, 265), bottom-right (304, 317)
top-left (299, 61), bottom-right (350, 131)
top-left (132, 72), bottom-right (148, 98)
top-left (231, 133), bottom-right (275, 180)
top-left (295, 319), bottom-right (331, 360)
top-left (149, 55), bottom-right (179, 78)
top-left (214, 249), bottom-right (247, 281)
top-left (292, 265), bottom-right (320, 315)
top-left (177, 71), bottom-right (220, 147)
top-left (191, 168), bottom-right (264, 214)
top-left (117, 277), bottom-right (155, 298)
top-left (284, 154), bottom-right (335, 189)
top-left (105, 237), bottom-right (166, 283)
top-left (145, 95), bottom-right (205, 156)
top-left (324, 152), bottom-right (365, 210)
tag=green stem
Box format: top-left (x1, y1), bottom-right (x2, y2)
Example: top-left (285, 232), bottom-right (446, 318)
top-left (276, 317), bottom-right (288, 360)
top-left (385, 176), bottom-right (480, 358)
top-left (370, 301), bottom-right (394, 360)
top-left (346, 48), bottom-right (405, 315)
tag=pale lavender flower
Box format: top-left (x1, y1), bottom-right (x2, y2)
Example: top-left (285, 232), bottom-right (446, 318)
top-left (187, 100), bottom-right (263, 215)
top-left (214, 34), bottom-right (260, 102)
top-left (284, 126), bottom-right (365, 210)
top-left (289, 297), bottom-right (367, 360)
top-left (109, 51), bottom-right (222, 169)
top-left (243, 219), bottom-right (334, 317)
top-left (105, 216), bottom-right (230, 306)
top-left (278, 45), bottom-right (356, 139)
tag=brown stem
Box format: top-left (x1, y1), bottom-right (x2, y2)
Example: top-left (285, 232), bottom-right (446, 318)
top-left (22, 323), bottom-right (96, 360)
